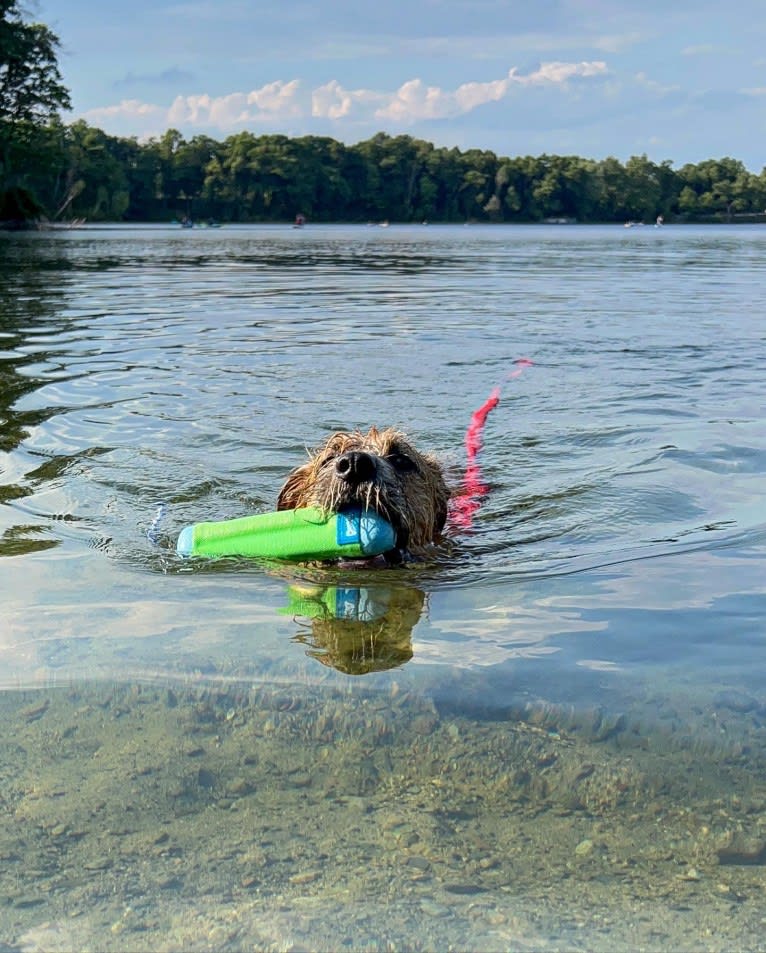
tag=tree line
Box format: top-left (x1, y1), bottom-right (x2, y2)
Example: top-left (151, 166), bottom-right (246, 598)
top-left (2, 2), bottom-right (766, 227)
top-left (8, 122), bottom-right (766, 227)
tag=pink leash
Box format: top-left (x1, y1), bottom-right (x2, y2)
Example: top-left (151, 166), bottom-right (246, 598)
top-left (449, 358), bottom-right (533, 530)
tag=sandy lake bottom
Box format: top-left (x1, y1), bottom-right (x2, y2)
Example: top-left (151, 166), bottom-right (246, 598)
top-left (1, 675), bottom-right (765, 952)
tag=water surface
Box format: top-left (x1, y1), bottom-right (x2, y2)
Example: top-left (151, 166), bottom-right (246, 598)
top-left (1, 224), bottom-right (765, 950)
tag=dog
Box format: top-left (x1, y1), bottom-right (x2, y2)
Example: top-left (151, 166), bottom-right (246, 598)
top-left (276, 427), bottom-right (450, 563)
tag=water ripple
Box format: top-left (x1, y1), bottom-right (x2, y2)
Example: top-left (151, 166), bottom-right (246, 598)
top-left (1, 223), bottom-right (765, 686)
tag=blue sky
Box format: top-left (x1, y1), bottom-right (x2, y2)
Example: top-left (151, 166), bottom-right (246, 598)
top-left (40, 0), bottom-right (766, 169)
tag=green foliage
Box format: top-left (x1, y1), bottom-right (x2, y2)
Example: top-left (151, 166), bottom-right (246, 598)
top-left (9, 122), bottom-right (766, 225)
top-left (1, 0), bottom-right (70, 222)
top-left (57, 120), bottom-right (131, 219)
top-left (0, 0), bottom-right (70, 125)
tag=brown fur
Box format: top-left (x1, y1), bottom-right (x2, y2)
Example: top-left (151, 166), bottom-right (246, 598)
top-left (276, 427), bottom-right (449, 560)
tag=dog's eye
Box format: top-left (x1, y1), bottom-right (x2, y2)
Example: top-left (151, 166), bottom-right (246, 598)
top-left (387, 452), bottom-right (417, 473)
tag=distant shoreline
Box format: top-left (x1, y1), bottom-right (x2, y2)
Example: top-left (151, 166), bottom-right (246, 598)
top-left (7, 217), bottom-right (766, 233)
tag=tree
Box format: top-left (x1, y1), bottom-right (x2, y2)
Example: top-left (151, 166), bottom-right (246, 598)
top-left (1, 0), bottom-right (70, 124)
top-left (677, 158), bottom-right (758, 221)
top-left (1, 0), bottom-right (71, 223)
top-left (56, 121), bottom-right (132, 221)
top-left (457, 149), bottom-right (496, 220)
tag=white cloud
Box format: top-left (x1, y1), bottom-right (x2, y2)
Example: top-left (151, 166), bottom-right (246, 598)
top-left (513, 61), bottom-right (608, 85)
top-left (312, 80), bottom-right (352, 119)
top-left (84, 99), bottom-right (166, 124)
top-left (376, 61), bottom-right (608, 121)
top-left (454, 78), bottom-right (508, 111)
top-left (247, 79), bottom-right (303, 114)
top-left (80, 61), bottom-right (609, 135)
top-left (168, 92), bottom-right (241, 126)
top-left (166, 80), bottom-right (304, 128)
top-left (377, 79), bottom-right (456, 121)
top-left (311, 80), bottom-right (383, 119)
top-left (312, 75), bottom-right (479, 124)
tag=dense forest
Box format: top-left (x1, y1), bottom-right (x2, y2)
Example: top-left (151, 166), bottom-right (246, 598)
top-left (10, 122), bottom-right (766, 226)
top-left (2, 1), bottom-right (766, 227)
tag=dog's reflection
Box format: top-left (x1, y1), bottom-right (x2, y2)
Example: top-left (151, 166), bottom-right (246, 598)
top-left (285, 584), bottom-right (425, 674)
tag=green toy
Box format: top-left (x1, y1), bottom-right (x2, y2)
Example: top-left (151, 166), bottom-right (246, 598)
top-left (176, 506), bottom-right (396, 561)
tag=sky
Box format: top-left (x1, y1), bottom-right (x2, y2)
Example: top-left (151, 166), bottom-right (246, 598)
top-left (38, 0), bottom-right (766, 170)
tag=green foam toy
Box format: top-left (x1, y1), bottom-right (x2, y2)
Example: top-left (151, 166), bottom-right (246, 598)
top-left (176, 506), bottom-right (396, 561)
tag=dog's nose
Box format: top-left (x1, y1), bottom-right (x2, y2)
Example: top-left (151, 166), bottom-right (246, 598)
top-left (335, 451), bottom-right (377, 484)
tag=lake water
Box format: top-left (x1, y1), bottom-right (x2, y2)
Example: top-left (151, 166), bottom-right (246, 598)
top-left (1, 223), bottom-right (765, 951)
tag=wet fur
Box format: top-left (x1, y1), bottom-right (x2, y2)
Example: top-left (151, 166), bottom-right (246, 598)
top-left (276, 427), bottom-right (449, 560)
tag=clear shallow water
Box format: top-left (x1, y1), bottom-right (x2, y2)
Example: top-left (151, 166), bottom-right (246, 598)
top-left (1, 224), bottom-right (766, 951)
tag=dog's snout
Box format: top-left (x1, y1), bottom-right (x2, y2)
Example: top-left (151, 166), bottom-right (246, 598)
top-left (335, 450), bottom-right (377, 484)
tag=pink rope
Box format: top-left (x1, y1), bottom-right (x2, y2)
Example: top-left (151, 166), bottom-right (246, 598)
top-left (449, 358), bottom-right (533, 530)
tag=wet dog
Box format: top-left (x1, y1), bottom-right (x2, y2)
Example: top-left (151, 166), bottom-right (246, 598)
top-left (276, 427), bottom-right (450, 563)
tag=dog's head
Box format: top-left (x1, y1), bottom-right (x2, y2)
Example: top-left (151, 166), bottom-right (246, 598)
top-left (276, 427), bottom-right (449, 558)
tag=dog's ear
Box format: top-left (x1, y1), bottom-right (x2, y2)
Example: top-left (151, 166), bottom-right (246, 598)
top-left (276, 464), bottom-right (311, 510)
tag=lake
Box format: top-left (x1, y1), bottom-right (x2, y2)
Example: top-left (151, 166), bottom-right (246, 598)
top-left (1, 223), bottom-right (765, 951)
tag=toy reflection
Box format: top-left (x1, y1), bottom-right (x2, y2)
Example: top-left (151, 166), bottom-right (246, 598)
top-left (284, 584), bottom-right (425, 675)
